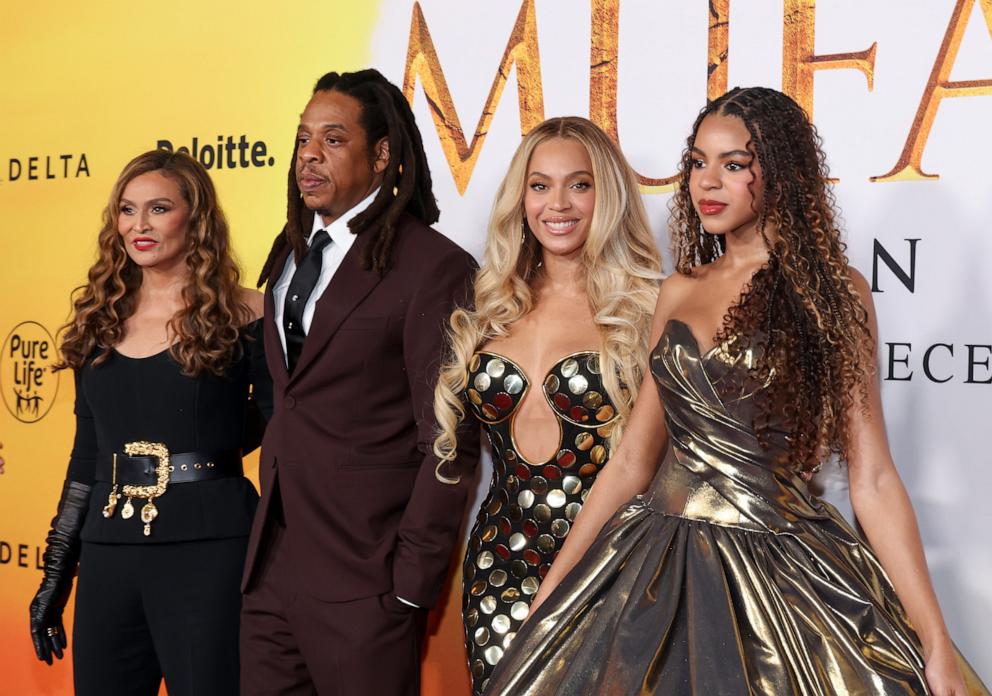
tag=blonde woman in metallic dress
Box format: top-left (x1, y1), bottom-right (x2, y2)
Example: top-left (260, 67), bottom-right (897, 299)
top-left (432, 117), bottom-right (662, 694)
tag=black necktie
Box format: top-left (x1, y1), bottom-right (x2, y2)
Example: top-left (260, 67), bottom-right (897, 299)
top-left (283, 230), bottom-right (331, 373)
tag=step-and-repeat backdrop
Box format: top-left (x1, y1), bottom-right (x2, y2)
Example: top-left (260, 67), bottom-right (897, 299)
top-left (2, 1), bottom-right (990, 693)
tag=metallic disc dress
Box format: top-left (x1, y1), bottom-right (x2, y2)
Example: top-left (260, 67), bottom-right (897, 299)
top-left (484, 320), bottom-right (989, 696)
top-left (463, 350), bottom-right (618, 694)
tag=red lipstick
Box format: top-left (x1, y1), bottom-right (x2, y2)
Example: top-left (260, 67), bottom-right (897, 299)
top-left (697, 200), bottom-right (727, 216)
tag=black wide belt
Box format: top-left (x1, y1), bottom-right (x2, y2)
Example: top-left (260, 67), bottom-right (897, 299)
top-left (96, 449), bottom-right (242, 486)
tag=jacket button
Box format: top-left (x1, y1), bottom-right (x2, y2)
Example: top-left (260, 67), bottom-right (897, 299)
top-left (284, 396), bottom-right (296, 409)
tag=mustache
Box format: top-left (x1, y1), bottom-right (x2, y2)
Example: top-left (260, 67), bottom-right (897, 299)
top-left (297, 166), bottom-right (326, 179)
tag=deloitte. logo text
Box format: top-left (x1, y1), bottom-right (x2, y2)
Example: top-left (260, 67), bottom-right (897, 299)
top-left (157, 135), bottom-right (275, 170)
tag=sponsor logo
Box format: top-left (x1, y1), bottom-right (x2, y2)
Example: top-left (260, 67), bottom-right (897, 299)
top-left (3, 154), bottom-right (90, 182)
top-left (157, 135), bottom-right (274, 169)
top-left (0, 540), bottom-right (44, 570)
top-left (1, 321), bottom-right (60, 423)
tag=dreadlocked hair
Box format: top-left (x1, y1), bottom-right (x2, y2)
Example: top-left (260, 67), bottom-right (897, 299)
top-left (260, 68), bottom-right (439, 283)
top-left (669, 86), bottom-right (874, 474)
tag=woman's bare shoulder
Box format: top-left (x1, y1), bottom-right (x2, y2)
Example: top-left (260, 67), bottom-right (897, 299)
top-left (239, 288), bottom-right (265, 321)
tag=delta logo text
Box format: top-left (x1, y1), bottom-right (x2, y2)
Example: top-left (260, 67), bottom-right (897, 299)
top-left (3, 154), bottom-right (90, 182)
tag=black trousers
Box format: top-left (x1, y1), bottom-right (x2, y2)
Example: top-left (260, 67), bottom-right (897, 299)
top-left (73, 537), bottom-right (248, 696)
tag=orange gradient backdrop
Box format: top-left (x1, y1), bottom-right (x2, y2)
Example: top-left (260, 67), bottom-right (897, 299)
top-left (0, 2), bottom-right (472, 693)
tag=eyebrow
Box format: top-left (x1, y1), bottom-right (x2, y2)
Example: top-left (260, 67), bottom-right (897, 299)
top-left (691, 146), bottom-right (752, 159)
top-left (297, 122), bottom-right (348, 132)
top-left (528, 170), bottom-right (594, 178)
top-left (120, 197), bottom-right (175, 206)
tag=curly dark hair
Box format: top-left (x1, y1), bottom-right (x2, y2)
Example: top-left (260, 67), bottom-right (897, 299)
top-left (670, 86), bottom-right (874, 473)
top-left (57, 150), bottom-right (252, 376)
top-left (259, 68), bottom-right (439, 283)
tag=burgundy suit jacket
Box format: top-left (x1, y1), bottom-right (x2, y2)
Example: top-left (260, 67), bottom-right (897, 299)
top-left (242, 212), bottom-right (480, 608)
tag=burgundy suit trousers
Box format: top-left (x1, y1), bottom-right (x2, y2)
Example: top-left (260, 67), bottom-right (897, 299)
top-left (240, 517), bottom-right (428, 695)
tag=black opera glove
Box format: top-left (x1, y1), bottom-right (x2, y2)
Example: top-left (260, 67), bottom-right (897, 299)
top-left (29, 480), bottom-right (90, 664)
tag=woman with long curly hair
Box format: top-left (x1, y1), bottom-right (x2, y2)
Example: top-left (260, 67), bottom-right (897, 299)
top-left (484, 89), bottom-right (988, 695)
top-left (28, 150), bottom-right (270, 696)
top-left (432, 116), bottom-right (662, 693)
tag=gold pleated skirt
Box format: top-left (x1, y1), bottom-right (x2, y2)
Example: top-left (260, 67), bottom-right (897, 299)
top-left (484, 488), bottom-right (989, 695)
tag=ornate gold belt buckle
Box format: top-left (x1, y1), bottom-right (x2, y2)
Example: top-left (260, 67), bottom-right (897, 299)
top-left (119, 441), bottom-right (170, 537)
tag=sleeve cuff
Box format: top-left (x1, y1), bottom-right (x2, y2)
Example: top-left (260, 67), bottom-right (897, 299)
top-left (395, 595), bottom-right (420, 608)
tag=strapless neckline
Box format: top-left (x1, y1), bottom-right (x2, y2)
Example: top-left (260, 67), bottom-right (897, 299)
top-left (663, 319), bottom-right (725, 361)
top-left (475, 349), bottom-right (601, 386)
top-left (466, 349), bottom-right (617, 465)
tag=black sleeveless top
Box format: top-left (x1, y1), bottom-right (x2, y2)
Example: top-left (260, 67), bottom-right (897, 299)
top-left (68, 320), bottom-right (272, 544)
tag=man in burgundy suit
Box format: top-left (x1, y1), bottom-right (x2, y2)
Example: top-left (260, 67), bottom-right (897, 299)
top-left (240, 69), bottom-right (480, 695)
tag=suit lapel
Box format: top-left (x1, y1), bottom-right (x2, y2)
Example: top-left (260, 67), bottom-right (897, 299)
top-left (288, 231), bottom-right (382, 383)
top-left (263, 244), bottom-right (292, 385)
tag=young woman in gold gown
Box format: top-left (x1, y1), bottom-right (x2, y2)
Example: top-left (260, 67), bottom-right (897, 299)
top-left (485, 88), bottom-right (988, 695)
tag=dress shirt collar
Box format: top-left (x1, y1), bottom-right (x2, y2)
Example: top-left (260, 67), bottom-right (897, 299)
top-left (306, 188), bottom-right (379, 253)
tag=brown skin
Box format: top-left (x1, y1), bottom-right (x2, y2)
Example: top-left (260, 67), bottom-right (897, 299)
top-left (114, 171), bottom-right (262, 359)
top-left (115, 171), bottom-right (192, 358)
top-left (118, 171), bottom-right (192, 281)
top-left (843, 273), bottom-right (966, 696)
top-left (484, 137), bottom-right (601, 463)
top-left (677, 113), bottom-right (770, 350)
top-left (295, 90), bottom-right (389, 227)
top-left (690, 115), bottom-right (764, 240)
top-left (523, 138), bottom-right (596, 264)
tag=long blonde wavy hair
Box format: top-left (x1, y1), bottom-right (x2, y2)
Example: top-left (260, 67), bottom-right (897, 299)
top-left (57, 150), bottom-right (252, 376)
top-left (433, 117), bottom-right (662, 483)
